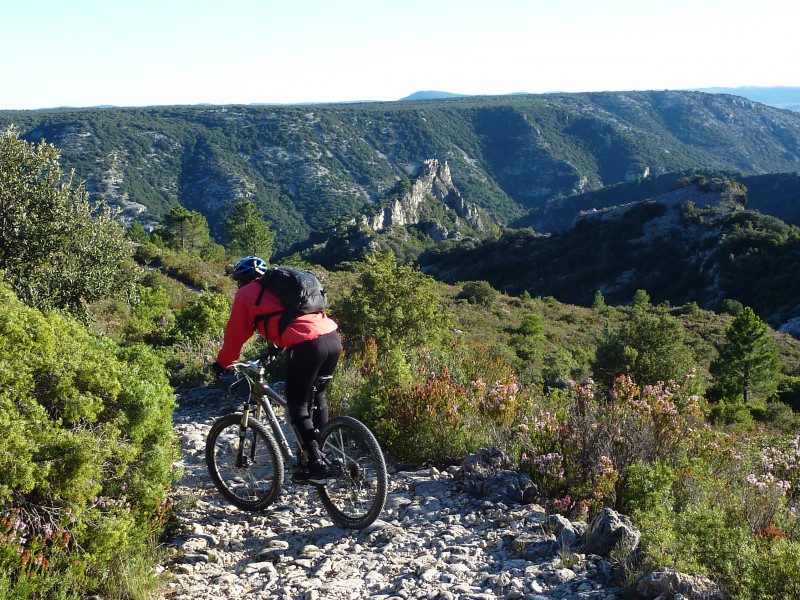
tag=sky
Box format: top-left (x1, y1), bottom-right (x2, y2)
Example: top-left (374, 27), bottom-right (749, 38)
top-left (2, 0), bottom-right (798, 110)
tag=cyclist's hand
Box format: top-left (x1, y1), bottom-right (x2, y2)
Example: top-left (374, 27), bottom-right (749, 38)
top-left (259, 344), bottom-right (285, 363)
top-left (210, 361), bottom-right (233, 378)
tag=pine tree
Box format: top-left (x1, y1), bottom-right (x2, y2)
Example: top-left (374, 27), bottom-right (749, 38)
top-left (163, 206), bottom-right (211, 253)
top-left (710, 307), bottom-right (781, 403)
top-left (224, 200), bottom-right (275, 260)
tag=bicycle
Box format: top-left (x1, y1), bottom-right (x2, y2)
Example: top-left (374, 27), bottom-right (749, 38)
top-left (205, 349), bottom-right (388, 529)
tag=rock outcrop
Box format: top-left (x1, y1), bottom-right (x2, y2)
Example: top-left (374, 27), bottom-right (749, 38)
top-left (361, 159), bottom-right (492, 237)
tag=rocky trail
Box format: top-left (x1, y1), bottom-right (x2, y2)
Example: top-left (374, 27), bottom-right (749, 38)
top-left (155, 388), bottom-right (711, 600)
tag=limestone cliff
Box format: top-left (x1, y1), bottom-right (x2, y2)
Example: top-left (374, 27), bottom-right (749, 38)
top-left (360, 159), bottom-right (492, 238)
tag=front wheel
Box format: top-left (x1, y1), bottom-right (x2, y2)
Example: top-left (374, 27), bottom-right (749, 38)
top-left (316, 416), bottom-right (388, 529)
top-left (205, 413), bottom-right (284, 511)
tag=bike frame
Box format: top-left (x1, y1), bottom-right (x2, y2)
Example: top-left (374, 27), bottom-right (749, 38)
top-left (230, 359), bottom-right (300, 469)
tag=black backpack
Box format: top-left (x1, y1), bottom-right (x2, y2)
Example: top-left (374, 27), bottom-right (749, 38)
top-left (253, 267), bottom-right (328, 334)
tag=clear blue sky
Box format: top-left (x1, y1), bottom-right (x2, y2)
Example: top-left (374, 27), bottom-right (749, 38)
top-left (2, 0), bottom-right (798, 110)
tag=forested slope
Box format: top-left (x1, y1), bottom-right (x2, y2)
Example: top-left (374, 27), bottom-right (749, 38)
top-left (3, 91), bottom-right (800, 251)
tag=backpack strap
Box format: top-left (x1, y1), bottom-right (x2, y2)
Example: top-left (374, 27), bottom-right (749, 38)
top-left (253, 310), bottom-right (284, 333)
top-left (254, 283), bottom-right (268, 307)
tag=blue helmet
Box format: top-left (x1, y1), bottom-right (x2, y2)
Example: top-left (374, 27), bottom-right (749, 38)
top-left (232, 256), bottom-right (268, 283)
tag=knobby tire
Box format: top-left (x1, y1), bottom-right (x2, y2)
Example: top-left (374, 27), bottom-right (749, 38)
top-left (206, 413), bottom-right (284, 511)
top-left (316, 416), bottom-right (388, 529)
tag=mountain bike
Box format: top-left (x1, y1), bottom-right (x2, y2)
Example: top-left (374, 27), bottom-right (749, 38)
top-left (205, 349), bottom-right (388, 529)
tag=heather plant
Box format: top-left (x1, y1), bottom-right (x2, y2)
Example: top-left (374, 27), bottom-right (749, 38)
top-left (471, 368), bottom-right (520, 429)
top-left (624, 424), bottom-right (800, 598)
top-left (388, 365), bottom-right (479, 465)
top-left (518, 374), bottom-right (704, 513)
top-left (739, 433), bottom-right (800, 536)
top-left (343, 339), bottom-right (531, 465)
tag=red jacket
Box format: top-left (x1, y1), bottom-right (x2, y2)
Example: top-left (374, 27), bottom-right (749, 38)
top-left (216, 279), bottom-right (338, 368)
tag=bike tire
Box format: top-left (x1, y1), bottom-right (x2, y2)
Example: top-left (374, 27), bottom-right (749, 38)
top-left (205, 413), bottom-right (284, 511)
top-left (316, 416), bottom-right (388, 529)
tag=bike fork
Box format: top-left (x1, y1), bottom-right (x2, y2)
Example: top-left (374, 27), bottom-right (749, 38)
top-left (236, 405), bottom-right (257, 468)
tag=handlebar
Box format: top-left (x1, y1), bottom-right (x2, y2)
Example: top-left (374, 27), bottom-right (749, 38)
top-left (228, 345), bottom-right (286, 375)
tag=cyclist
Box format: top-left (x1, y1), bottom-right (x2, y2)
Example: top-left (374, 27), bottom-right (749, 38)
top-left (211, 256), bottom-right (342, 484)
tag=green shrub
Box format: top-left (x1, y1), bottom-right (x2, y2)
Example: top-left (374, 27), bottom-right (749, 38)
top-left (740, 538), bottom-right (800, 599)
top-left (517, 374), bottom-right (704, 512)
top-left (124, 284), bottom-right (174, 343)
top-left (170, 291), bottom-right (231, 345)
top-left (0, 280), bottom-right (177, 597)
top-left (456, 280), bottom-right (498, 306)
top-left (344, 340), bottom-right (522, 466)
top-left (620, 460), bottom-right (677, 515)
top-left (0, 130), bottom-right (134, 319)
top-left (708, 399), bottom-right (755, 429)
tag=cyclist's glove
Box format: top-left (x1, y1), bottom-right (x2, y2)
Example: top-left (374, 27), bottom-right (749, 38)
top-left (210, 361), bottom-right (231, 378)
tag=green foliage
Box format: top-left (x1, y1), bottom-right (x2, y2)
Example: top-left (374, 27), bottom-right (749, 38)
top-left (419, 189), bottom-right (800, 328)
top-left (511, 313), bottom-right (545, 365)
top-left (518, 375), bottom-right (704, 512)
top-left (718, 298), bottom-right (744, 316)
top-left (620, 460), bottom-right (676, 515)
top-left (126, 221), bottom-right (150, 244)
top-left (0, 280), bottom-right (177, 597)
top-left (124, 284), bottom-right (173, 343)
top-left (170, 291), bottom-right (231, 345)
top-left (331, 251), bottom-right (452, 354)
top-left (710, 307), bottom-right (781, 404)
top-left (6, 91), bottom-right (800, 259)
top-left (592, 310), bottom-right (696, 389)
top-left (224, 200), bottom-right (275, 260)
top-left (631, 431), bottom-right (800, 599)
top-left (344, 340), bottom-right (526, 465)
top-left (631, 289), bottom-right (651, 309)
top-left (158, 205), bottom-right (222, 258)
top-left (0, 128), bottom-right (134, 318)
top-left (592, 290), bottom-right (606, 309)
top-left (456, 280), bottom-right (498, 306)
top-left (351, 347), bottom-right (477, 465)
top-left (708, 399), bottom-right (756, 429)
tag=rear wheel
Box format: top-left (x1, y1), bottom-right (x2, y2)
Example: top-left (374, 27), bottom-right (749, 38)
top-left (316, 416), bottom-right (388, 529)
top-left (205, 413), bottom-right (284, 510)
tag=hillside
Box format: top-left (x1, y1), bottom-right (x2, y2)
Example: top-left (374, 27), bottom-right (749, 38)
top-left (513, 170), bottom-right (800, 232)
top-left (418, 180), bottom-right (800, 331)
top-left (3, 91), bottom-right (800, 252)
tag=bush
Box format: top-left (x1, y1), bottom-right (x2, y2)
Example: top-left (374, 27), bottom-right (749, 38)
top-left (0, 129), bottom-right (134, 318)
top-left (124, 284), bottom-right (173, 343)
top-left (343, 340), bottom-right (527, 466)
top-left (517, 374), bottom-right (704, 512)
top-left (170, 291), bottom-right (230, 345)
top-left (0, 280), bottom-right (177, 597)
top-left (456, 280), bottom-right (498, 306)
top-left (346, 343), bottom-right (472, 465)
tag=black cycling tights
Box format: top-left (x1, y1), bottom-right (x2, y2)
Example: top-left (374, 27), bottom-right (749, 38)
top-left (284, 331), bottom-right (342, 449)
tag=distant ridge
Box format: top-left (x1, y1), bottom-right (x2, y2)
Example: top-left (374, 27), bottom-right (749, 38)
top-left (691, 86), bottom-right (800, 111)
top-left (399, 90), bottom-right (470, 101)
top-left (398, 87), bottom-right (800, 111)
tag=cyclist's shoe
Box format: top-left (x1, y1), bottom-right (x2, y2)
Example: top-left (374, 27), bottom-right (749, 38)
top-left (292, 461), bottom-right (328, 485)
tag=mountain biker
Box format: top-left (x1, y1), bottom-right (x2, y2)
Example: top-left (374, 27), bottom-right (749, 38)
top-left (211, 256), bottom-right (342, 484)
